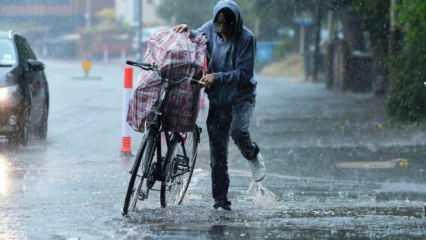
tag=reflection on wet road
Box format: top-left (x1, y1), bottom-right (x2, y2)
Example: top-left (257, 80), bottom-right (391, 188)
top-left (0, 155), bottom-right (10, 196)
top-left (0, 60), bottom-right (425, 239)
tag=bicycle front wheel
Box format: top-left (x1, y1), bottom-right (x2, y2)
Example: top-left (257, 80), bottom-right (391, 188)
top-left (160, 127), bottom-right (200, 207)
top-left (122, 130), bottom-right (158, 216)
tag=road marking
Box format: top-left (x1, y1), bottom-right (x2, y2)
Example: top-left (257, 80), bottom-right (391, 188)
top-left (336, 158), bottom-right (409, 169)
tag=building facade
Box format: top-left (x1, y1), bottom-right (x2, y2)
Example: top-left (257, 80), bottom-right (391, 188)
top-left (0, 0), bottom-right (115, 34)
top-left (115, 0), bottom-right (165, 27)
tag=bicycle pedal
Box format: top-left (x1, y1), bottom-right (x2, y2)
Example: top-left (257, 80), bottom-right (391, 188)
top-left (175, 154), bottom-right (189, 164)
top-left (175, 155), bottom-right (190, 172)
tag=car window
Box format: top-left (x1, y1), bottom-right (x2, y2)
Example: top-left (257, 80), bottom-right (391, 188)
top-left (0, 39), bottom-right (17, 66)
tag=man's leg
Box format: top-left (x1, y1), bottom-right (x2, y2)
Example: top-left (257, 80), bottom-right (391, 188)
top-left (207, 105), bottom-right (232, 207)
top-left (231, 99), bottom-right (258, 160)
top-left (230, 99), bottom-right (265, 181)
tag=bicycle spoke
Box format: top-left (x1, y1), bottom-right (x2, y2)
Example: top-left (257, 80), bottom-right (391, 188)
top-left (161, 128), bottom-right (199, 207)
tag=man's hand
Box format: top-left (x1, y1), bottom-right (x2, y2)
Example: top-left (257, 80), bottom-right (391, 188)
top-left (200, 74), bottom-right (215, 88)
top-left (174, 24), bottom-right (189, 33)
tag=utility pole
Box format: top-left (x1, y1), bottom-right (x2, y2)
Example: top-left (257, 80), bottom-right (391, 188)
top-left (327, 11), bottom-right (336, 42)
top-left (85, 0), bottom-right (92, 30)
top-left (84, 0), bottom-right (92, 60)
top-left (294, 12), bottom-right (312, 55)
top-left (134, 0), bottom-right (143, 62)
top-left (312, 0), bottom-right (322, 82)
top-left (300, 26), bottom-right (306, 55)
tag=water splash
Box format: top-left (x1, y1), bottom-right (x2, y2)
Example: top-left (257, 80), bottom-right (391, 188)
top-left (246, 181), bottom-right (280, 209)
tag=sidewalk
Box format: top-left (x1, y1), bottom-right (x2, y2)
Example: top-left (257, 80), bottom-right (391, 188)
top-left (228, 75), bottom-right (426, 182)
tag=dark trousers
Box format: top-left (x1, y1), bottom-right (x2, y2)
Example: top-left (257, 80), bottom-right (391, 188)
top-left (207, 99), bottom-right (259, 203)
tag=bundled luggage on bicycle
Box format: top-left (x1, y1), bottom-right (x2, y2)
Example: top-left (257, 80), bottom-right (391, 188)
top-left (127, 29), bottom-right (207, 133)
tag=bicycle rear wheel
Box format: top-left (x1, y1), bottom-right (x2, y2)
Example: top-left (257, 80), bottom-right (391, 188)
top-left (122, 130), bottom-right (158, 216)
top-left (160, 127), bottom-right (200, 207)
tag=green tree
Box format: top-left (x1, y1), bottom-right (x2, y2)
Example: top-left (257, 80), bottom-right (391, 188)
top-left (157, 0), bottom-right (216, 28)
top-left (387, 0), bottom-right (426, 121)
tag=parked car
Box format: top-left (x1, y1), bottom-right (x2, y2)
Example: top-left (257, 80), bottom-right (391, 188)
top-left (0, 31), bottom-right (49, 146)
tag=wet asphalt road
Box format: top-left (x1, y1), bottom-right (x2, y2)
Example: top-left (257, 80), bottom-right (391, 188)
top-left (0, 60), bottom-right (425, 239)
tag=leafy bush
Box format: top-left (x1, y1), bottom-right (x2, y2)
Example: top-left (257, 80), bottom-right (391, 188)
top-left (386, 0), bottom-right (426, 121)
top-left (387, 45), bottom-right (426, 121)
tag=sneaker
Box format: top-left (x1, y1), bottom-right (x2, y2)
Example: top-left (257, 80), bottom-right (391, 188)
top-left (213, 201), bottom-right (232, 211)
top-left (248, 152), bottom-right (266, 182)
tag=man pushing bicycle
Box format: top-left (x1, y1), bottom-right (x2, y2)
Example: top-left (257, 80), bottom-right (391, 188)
top-left (175, 0), bottom-right (266, 211)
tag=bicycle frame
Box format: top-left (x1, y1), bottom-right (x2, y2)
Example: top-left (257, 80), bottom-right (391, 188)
top-left (123, 60), bottom-right (203, 215)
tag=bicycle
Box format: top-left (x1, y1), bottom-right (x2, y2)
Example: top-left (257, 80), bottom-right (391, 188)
top-left (122, 60), bottom-right (204, 216)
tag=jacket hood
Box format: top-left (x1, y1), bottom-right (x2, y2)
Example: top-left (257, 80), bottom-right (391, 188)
top-left (213, 0), bottom-right (243, 36)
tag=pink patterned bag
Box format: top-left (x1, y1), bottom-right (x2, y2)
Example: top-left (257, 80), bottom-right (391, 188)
top-left (127, 30), bottom-right (207, 132)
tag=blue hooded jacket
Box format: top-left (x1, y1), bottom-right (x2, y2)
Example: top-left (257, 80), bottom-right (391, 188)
top-left (196, 0), bottom-right (256, 106)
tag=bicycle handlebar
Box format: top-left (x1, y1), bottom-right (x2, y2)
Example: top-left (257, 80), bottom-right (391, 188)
top-left (126, 60), bottom-right (158, 71)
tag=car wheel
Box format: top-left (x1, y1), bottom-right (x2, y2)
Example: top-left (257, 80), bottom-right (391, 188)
top-left (9, 107), bottom-right (31, 147)
top-left (7, 134), bottom-right (18, 148)
top-left (19, 107), bottom-right (31, 146)
top-left (35, 102), bottom-right (48, 140)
